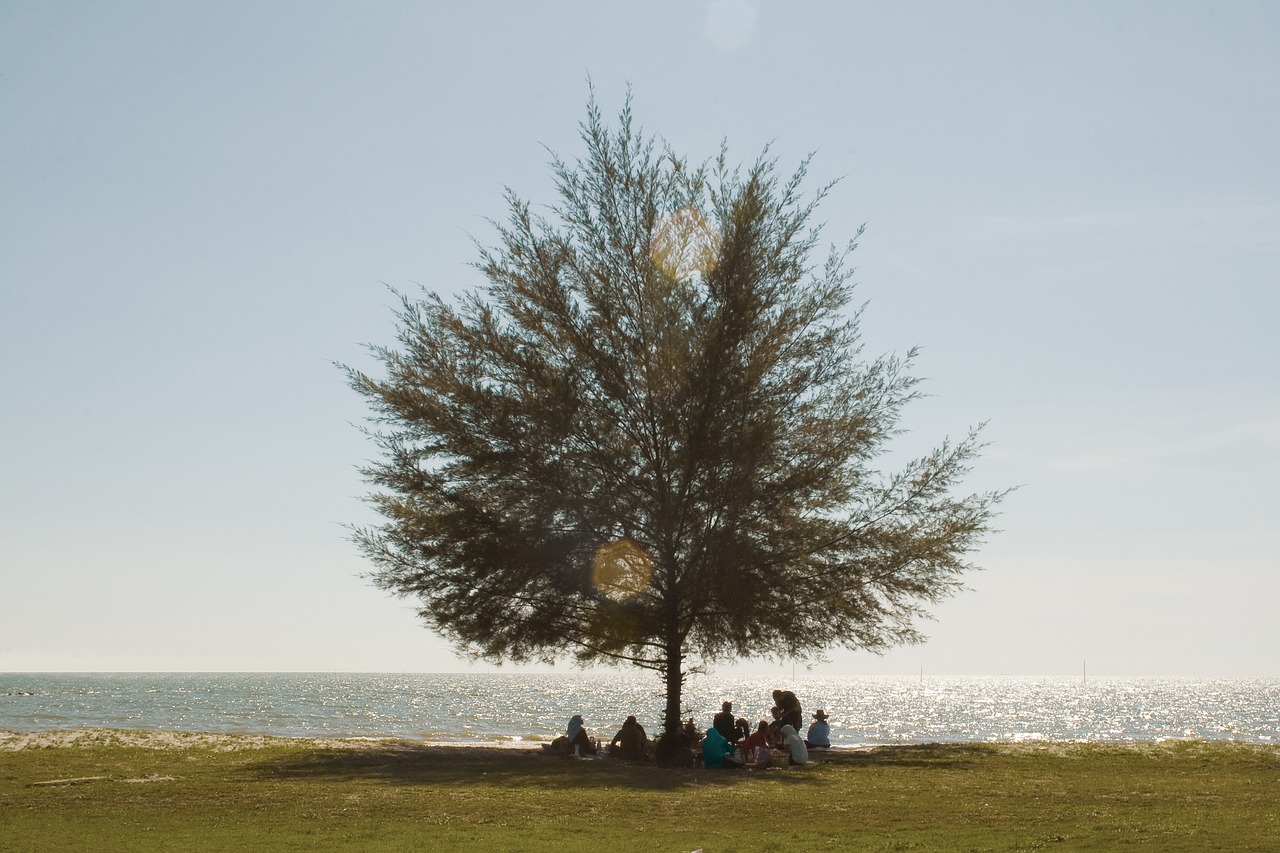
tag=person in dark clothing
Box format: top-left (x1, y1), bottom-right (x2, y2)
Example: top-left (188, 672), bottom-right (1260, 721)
top-left (682, 717), bottom-right (703, 747)
top-left (774, 689), bottom-right (803, 731)
top-left (654, 722), bottom-right (695, 767)
top-left (609, 715), bottom-right (649, 760)
top-left (768, 689), bottom-right (803, 740)
top-left (713, 701), bottom-right (739, 743)
top-left (767, 705), bottom-right (783, 741)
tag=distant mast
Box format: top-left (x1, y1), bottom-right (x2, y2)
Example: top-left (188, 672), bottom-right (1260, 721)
top-left (1082, 660), bottom-right (1087, 686)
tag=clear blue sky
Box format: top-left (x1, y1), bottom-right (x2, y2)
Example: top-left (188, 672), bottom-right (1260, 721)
top-left (2, 1), bottom-right (1276, 677)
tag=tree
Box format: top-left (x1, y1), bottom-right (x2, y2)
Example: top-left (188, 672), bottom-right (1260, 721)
top-left (345, 94), bottom-right (1004, 759)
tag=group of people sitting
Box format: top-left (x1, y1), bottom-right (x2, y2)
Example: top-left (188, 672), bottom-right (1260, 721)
top-left (547, 688), bottom-right (831, 769)
top-left (702, 690), bottom-right (831, 769)
top-left (547, 713), bottom-right (650, 759)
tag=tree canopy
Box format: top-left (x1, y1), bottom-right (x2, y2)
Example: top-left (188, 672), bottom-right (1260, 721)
top-left (345, 94), bottom-right (1004, 756)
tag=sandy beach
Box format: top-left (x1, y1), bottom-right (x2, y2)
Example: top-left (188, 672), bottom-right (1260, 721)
top-left (0, 728), bottom-right (401, 752)
top-left (0, 726), bottom-right (884, 761)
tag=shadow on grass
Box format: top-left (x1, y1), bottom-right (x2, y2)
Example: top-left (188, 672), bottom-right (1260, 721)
top-left (245, 744), bottom-right (837, 792)
top-left (246, 742), bottom-right (981, 791)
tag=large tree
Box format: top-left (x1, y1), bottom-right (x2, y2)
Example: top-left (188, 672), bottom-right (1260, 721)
top-left (346, 95), bottom-right (1003, 757)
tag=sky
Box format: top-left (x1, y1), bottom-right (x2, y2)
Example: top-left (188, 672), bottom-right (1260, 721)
top-left (2, 1), bottom-right (1276, 678)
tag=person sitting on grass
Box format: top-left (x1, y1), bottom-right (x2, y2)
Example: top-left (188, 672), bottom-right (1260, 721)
top-left (779, 724), bottom-right (808, 766)
top-left (653, 723), bottom-right (695, 767)
top-left (565, 714), bottom-right (596, 756)
top-left (806, 709), bottom-right (831, 749)
top-left (739, 720), bottom-right (773, 769)
top-left (609, 715), bottom-right (648, 760)
top-left (766, 704), bottom-right (783, 741)
top-left (713, 701), bottom-right (739, 743)
top-left (701, 725), bottom-right (737, 768)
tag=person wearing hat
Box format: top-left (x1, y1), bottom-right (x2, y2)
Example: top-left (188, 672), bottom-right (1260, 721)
top-left (805, 709), bottom-right (831, 749)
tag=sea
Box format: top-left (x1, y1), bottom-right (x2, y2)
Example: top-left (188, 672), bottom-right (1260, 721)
top-left (1, 673), bottom-right (1275, 747)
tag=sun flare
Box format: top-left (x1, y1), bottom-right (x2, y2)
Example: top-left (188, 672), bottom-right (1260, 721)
top-left (650, 207), bottom-right (721, 281)
top-left (591, 538), bottom-right (654, 600)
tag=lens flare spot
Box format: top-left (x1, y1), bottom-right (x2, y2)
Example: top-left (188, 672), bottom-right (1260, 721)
top-left (651, 207), bottom-right (721, 281)
top-left (591, 538), bottom-right (653, 600)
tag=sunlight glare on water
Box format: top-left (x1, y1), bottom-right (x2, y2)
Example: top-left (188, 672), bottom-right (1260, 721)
top-left (1, 673), bottom-right (1275, 746)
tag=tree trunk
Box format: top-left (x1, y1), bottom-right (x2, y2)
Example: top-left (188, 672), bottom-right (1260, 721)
top-left (655, 642), bottom-right (688, 766)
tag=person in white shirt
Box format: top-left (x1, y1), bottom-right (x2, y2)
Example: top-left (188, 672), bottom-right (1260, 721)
top-left (779, 724), bottom-right (808, 765)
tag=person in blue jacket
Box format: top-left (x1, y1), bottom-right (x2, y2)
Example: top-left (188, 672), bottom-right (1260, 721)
top-left (702, 725), bottom-right (736, 768)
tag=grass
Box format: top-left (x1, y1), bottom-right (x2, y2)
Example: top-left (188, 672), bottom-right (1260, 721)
top-left (1, 733), bottom-right (1277, 851)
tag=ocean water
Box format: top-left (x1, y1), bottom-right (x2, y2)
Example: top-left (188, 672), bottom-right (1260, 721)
top-left (1, 673), bottom-right (1276, 747)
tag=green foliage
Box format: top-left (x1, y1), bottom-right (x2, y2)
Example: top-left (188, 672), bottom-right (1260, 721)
top-left (344, 93), bottom-right (1004, 734)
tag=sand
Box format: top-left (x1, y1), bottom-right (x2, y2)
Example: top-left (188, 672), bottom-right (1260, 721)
top-left (0, 727), bottom-right (878, 765)
top-left (0, 728), bottom-right (403, 752)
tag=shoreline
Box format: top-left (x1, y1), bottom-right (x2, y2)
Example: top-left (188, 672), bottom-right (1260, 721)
top-left (6, 727), bottom-right (1272, 757)
top-left (0, 727), bottom-right (902, 755)
top-left (0, 728), bottom-right (535, 752)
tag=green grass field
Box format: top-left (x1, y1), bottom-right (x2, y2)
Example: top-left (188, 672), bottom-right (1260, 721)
top-left (1, 732), bottom-right (1276, 851)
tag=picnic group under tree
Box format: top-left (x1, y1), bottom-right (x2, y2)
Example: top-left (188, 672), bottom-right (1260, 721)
top-left (547, 688), bottom-right (833, 768)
